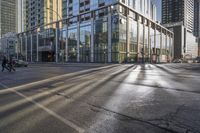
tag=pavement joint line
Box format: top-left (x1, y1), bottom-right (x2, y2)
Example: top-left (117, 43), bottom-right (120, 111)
top-left (0, 64), bottom-right (120, 94)
top-left (0, 82), bottom-right (85, 133)
top-left (87, 103), bottom-right (178, 133)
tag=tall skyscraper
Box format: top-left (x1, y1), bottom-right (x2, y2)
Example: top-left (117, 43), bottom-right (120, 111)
top-left (162, 0), bottom-right (194, 32)
top-left (162, 0), bottom-right (198, 59)
top-left (17, 0), bottom-right (25, 33)
top-left (0, 0), bottom-right (17, 38)
top-left (151, 2), bottom-right (157, 21)
top-left (194, 0), bottom-right (200, 37)
top-left (24, 0), bottom-right (62, 30)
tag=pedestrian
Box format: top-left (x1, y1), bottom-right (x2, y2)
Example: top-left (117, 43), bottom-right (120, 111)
top-left (1, 56), bottom-right (9, 72)
top-left (8, 57), bottom-right (16, 72)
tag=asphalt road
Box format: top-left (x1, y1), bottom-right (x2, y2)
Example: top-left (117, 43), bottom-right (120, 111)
top-left (0, 63), bottom-right (200, 133)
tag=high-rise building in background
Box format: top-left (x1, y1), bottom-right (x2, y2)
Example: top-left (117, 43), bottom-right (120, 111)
top-left (0, 0), bottom-right (17, 38)
top-left (162, 0), bottom-right (194, 32)
top-left (194, 0), bottom-right (200, 56)
top-left (17, 0), bottom-right (25, 33)
top-left (150, 2), bottom-right (157, 21)
top-left (194, 0), bottom-right (200, 37)
top-left (24, 0), bottom-right (62, 30)
top-left (162, 0), bottom-right (198, 59)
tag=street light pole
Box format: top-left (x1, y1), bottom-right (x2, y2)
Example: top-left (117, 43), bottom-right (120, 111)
top-left (46, 6), bottom-right (62, 63)
top-left (104, 45), bottom-right (107, 64)
top-left (46, 8), bottom-right (62, 21)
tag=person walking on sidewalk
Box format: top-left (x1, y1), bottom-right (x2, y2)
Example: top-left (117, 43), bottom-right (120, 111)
top-left (1, 56), bottom-right (9, 72)
top-left (8, 57), bottom-right (16, 72)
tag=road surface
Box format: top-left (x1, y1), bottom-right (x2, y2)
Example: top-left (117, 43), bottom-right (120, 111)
top-left (0, 63), bottom-right (200, 133)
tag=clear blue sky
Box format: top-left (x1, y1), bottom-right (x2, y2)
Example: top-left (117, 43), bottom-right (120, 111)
top-left (152, 0), bottom-right (161, 21)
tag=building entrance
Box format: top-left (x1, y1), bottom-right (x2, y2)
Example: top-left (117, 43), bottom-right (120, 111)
top-left (39, 51), bottom-right (55, 62)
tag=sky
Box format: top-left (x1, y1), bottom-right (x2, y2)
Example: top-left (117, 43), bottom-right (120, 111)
top-left (152, 0), bottom-right (162, 21)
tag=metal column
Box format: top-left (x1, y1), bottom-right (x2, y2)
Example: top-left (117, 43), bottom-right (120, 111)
top-left (160, 29), bottom-right (163, 63)
top-left (148, 22), bottom-right (151, 63)
top-left (108, 7), bottom-right (112, 63)
top-left (137, 18), bottom-right (140, 62)
top-left (126, 15), bottom-right (130, 63)
top-left (36, 33), bottom-right (39, 62)
top-left (142, 21), bottom-right (145, 63)
top-left (65, 25), bottom-right (68, 62)
top-left (21, 37), bottom-right (23, 60)
top-left (55, 23), bottom-right (59, 63)
top-left (77, 21), bottom-right (80, 62)
top-left (91, 16), bottom-right (94, 63)
top-left (30, 34), bottom-right (33, 62)
top-left (25, 35), bottom-right (28, 62)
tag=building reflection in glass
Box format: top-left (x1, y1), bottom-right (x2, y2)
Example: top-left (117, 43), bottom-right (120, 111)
top-left (16, 3), bottom-right (174, 64)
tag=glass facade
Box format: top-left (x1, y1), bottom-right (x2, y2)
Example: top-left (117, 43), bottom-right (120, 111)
top-left (16, 3), bottom-right (174, 63)
top-left (32, 34), bottom-right (37, 62)
top-left (94, 19), bottom-right (108, 63)
top-left (80, 25), bottom-right (91, 62)
top-left (144, 22), bottom-right (149, 62)
top-left (68, 27), bottom-right (78, 62)
top-left (58, 27), bottom-right (67, 62)
top-left (27, 35), bottom-right (31, 62)
top-left (129, 16), bottom-right (138, 63)
top-left (111, 15), bottom-right (127, 63)
top-left (38, 28), bottom-right (56, 62)
top-left (21, 36), bottom-right (26, 61)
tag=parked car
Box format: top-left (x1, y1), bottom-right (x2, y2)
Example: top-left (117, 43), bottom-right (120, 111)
top-left (195, 57), bottom-right (200, 63)
top-left (13, 59), bottom-right (28, 67)
top-left (172, 59), bottom-right (182, 63)
top-left (187, 59), bottom-right (193, 63)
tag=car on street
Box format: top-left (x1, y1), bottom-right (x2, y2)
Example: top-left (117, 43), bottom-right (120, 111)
top-left (195, 57), bottom-right (200, 63)
top-left (13, 59), bottom-right (28, 67)
top-left (172, 59), bottom-right (182, 63)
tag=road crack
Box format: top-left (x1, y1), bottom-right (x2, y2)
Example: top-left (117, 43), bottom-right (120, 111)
top-left (87, 103), bottom-right (179, 133)
top-left (149, 104), bottom-right (200, 133)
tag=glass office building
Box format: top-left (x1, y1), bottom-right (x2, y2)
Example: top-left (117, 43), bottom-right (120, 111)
top-left (17, 0), bottom-right (173, 63)
top-left (0, 0), bottom-right (16, 38)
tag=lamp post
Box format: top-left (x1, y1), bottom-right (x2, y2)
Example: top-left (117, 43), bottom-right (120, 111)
top-left (46, 6), bottom-right (62, 63)
top-left (104, 45), bottom-right (107, 64)
top-left (46, 7), bottom-right (62, 21)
